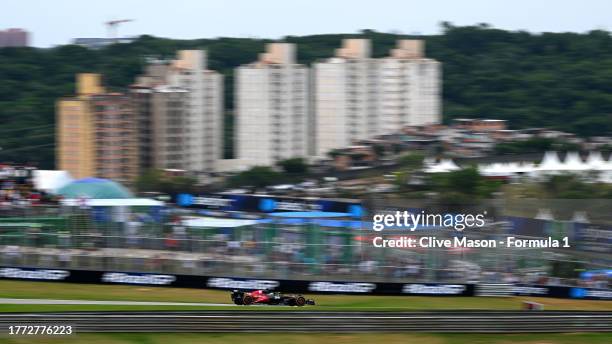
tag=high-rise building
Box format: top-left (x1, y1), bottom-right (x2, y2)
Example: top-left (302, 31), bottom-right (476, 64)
top-left (131, 50), bottom-right (223, 174)
top-left (313, 39), bottom-right (381, 158)
top-left (380, 40), bottom-right (441, 131)
top-left (313, 39), bottom-right (441, 158)
top-left (56, 74), bottom-right (138, 182)
top-left (131, 63), bottom-right (188, 171)
top-left (235, 43), bottom-right (309, 168)
top-left (0, 28), bottom-right (29, 47)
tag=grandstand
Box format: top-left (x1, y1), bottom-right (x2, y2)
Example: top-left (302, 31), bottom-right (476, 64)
top-left (0, 197), bottom-right (609, 288)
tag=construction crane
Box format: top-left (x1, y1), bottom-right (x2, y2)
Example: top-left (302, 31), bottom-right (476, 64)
top-left (105, 19), bottom-right (133, 41)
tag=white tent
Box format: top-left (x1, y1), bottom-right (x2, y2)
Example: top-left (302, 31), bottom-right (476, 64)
top-left (33, 170), bottom-right (73, 193)
top-left (441, 159), bottom-right (460, 171)
top-left (181, 216), bottom-right (258, 228)
top-left (457, 151), bottom-right (612, 182)
top-left (60, 198), bottom-right (164, 207)
top-left (504, 162), bottom-right (521, 173)
top-left (606, 154), bottom-right (612, 170)
top-left (479, 161), bottom-right (538, 176)
top-left (424, 158), bottom-right (461, 173)
top-left (518, 161), bottom-right (537, 173)
top-left (423, 157), bottom-right (436, 167)
top-left (586, 151), bottom-right (606, 170)
top-left (562, 152), bottom-right (587, 171)
top-left (480, 162), bottom-right (508, 176)
top-left (538, 151), bottom-right (564, 171)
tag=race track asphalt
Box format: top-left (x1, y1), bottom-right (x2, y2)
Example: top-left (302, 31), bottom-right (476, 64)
top-left (0, 310), bottom-right (610, 333)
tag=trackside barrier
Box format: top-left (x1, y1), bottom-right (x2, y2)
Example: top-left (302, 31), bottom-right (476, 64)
top-left (0, 266), bottom-right (610, 300)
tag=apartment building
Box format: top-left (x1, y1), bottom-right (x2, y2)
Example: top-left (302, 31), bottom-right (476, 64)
top-left (0, 28), bottom-right (28, 47)
top-left (131, 75), bottom-right (189, 170)
top-left (56, 74), bottom-right (138, 182)
top-left (235, 43), bottom-right (309, 168)
top-left (313, 39), bottom-right (381, 158)
top-left (380, 40), bottom-right (441, 131)
top-left (131, 50), bottom-right (223, 173)
top-left (313, 39), bottom-right (441, 158)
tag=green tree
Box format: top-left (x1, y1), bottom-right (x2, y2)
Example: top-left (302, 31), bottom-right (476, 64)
top-left (227, 166), bottom-right (283, 188)
top-left (135, 169), bottom-right (197, 195)
top-left (277, 158), bottom-right (308, 174)
top-left (3, 24), bottom-right (612, 167)
top-left (429, 167), bottom-right (502, 203)
top-left (327, 149), bottom-right (342, 159)
top-left (543, 174), bottom-right (612, 198)
top-left (372, 144), bottom-right (386, 157)
top-left (494, 137), bottom-right (580, 155)
top-left (134, 169), bottom-right (164, 192)
top-left (398, 152), bottom-right (424, 170)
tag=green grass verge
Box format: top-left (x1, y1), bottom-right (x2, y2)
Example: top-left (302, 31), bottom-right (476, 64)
top-left (0, 333), bottom-right (610, 344)
top-left (0, 280), bottom-right (610, 312)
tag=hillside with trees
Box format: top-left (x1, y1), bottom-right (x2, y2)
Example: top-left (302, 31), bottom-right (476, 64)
top-left (1, 22), bottom-right (612, 168)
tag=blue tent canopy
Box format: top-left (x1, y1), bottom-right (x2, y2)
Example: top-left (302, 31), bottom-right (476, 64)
top-left (57, 178), bottom-right (133, 199)
top-left (268, 211), bottom-right (352, 218)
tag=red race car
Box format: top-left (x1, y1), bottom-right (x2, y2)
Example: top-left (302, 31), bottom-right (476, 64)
top-left (231, 289), bottom-right (315, 306)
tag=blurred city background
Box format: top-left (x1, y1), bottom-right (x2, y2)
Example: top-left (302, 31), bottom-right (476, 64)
top-left (1, 1), bottom-right (611, 293)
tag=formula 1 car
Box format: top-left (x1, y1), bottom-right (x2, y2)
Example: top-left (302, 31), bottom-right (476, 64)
top-left (231, 289), bottom-right (315, 306)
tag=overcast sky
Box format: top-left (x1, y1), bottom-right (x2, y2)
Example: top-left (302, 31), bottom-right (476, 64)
top-left (4, 0), bottom-right (612, 47)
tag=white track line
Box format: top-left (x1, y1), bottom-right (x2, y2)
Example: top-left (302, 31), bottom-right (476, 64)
top-left (0, 298), bottom-right (234, 306)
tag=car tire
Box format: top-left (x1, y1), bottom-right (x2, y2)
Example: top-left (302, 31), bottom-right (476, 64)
top-left (295, 296), bottom-right (306, 307)
top-left (243, 295), bottom-right (254, 305)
